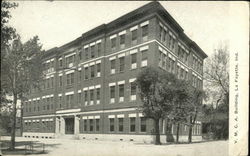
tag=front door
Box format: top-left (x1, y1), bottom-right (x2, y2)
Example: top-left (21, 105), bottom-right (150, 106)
top-left (65, 118), bottom-right (74, 134)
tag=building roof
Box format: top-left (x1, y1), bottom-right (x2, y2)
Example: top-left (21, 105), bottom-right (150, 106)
top-left (43, 1), bottom-right (207, 59)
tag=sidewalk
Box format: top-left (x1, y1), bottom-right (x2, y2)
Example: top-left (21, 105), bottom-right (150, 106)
top-left (0, 136), bottom-right (228, 156)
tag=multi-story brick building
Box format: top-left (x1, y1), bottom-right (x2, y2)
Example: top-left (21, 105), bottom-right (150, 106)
top-left (23, 2), bottom-right (207, 143)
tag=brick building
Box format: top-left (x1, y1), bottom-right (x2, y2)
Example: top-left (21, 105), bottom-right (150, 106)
top-left (23, 2), bottom-right (207, 143)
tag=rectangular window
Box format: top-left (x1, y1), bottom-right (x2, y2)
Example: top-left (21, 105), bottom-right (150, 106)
top-left (84, 67), bottom-right (89, 80)
top-left (78, 93), bottom-right (81, 104)
top-left (59, 59), bottom-right (63, 67)
top-left (84, 91), bottom-right (88, 105)
top-left (90, 65), bottom-right (95, 78)
top-left (130, 82), bottom-right (136, 101)
top-left (142, 25), bottom-right (148, 41)
top-left (90, 46), bottom-right (95, 58)
top-left (131, 29), bottom-right (137, 43)
top-left (140, 117), bottom-right (146, 132)
top-left (51, 77), bottom-right (54, 88)
top-left (119, 57), bottom-right (125, 72)
top-left (97, 43), bottom-right (101, 57)
top-left (85, 48), bottom-right (89, 60)
top-left (95, 119), bottom-right (100, 131)
top-left (110, 59), bottom-right (116, 74)
top-left (66, 95), bottom-right (73, 108)
top-left (118, 118), bottom-right (124, 132)
top-left (66, 55), bottom-right (75, 67)
top-left (59, 76), bottom-right (63, 87)
top-left (96, 88), bottom-right (100, 104)
top-left (66, 73), bottom-right (74, 85)
top-left (96, 63), bottom-right (101, 77)
top-left (110, 86), bottom-right (115, 103)
top-left (50, 97), bottom-right (54, 109)
top-left (120, 34), bottom-right (125, 48)
top-left (141, 49), bottom-right (148, 67)
top-left (111, 38), bottom-right (116, 49)
top-left (130, 117), bottom-right (136, 132)
top-left (109, 118), bottom-right (115, 132)
top-left (89, 119), bottom-right (94, 131)
top-left (131, 53), bottom-right (137, 69)
top-left (84, 119), bottom-right (87, 131)
top-left (90, 90), bottom-right (94, 105)
top-left (58, 96), bottom-right (62, 109)
top-left (119, 84), bottom-right (124, 102)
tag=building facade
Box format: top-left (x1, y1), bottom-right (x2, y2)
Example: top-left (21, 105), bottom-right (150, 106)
top-left (22, 2), bottom-right (207, 143)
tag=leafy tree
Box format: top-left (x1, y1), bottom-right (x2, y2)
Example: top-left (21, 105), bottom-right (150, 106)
top-left (169, 80), bottom-right (192, 143)
top-left (1, 1), bottom-right (18, 110)
top-left (1, 35), bottom-right (44, 150)
top-left (1, 1), bottom-right (18, 52)
top-left (136, 67), bottom-right (178, 145)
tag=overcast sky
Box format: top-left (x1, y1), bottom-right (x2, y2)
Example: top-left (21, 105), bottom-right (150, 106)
top-left (8, 1), bottom-right (248, 57)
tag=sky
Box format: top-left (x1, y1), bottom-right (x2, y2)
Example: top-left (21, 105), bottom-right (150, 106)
top-left (7, 1), bottom-right (249, 57)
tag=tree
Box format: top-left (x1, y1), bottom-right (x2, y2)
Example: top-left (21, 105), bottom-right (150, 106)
top-left (1, 1), bottom-right (18, 110)
top-left (204, 45), bottom-right (229, 106)
top-left (169, 79), bottom-right (192, 143)
top-left (1, 1), bottom-right (18, 52)
top-left (136, 67), bottom-right (178, 145)
top-left (203, 45), bottom-right (229, 140)
top-left (1, 35), bottom-right (44, 150)
top-left (187, 88), bottom-right (204, 143)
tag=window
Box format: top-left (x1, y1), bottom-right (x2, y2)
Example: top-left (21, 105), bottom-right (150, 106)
top-left (58, 96), bottom-right (62, 109)
top-left (89, 119), bottom-right (94, 131)
top-left (66, 73), bottom-right (74, 85)
top-left (130, 82), bottom-right (136, 101)
top-left (109, 118), bottom-right (115, 132)
top-left (120, 34), bottom-right (125, 48)
top-left (96, 63), bottom-right (101, 77)
top-left (140, 117), bottom-right (146, 132)
top-left (97, 43), bottom-right (101, 57)
top-left (50, 97), bottom-right (54, 109)
top-left (158, 51), bottom-right (162, 67)
top-left (51, 77), bottom-right (54, 88)
top-left (110, 59), bottom-right (116, 74)
top-left (111, 38), bottom-right (116, 50)
top-left (78, 93), bottom-right (81, 104)
top-left (110, 86), bottom-right (115, 103)
top-left (131, 29), bottom-right (137, 43)
top-left (96, 88), bottom-right (100, 104)
top-left (66, 55), bottom-right (75, 67)
top-left (141, 25), bottom-right (148, 41)
top-left (95, 119), bottom-right (100, 131)
top-left (85, 47), bottom-right (89, 60)
top-left (77, 69), bottom-right (81, 82)
top-left (90, 65), bottom-right (95, 78)
top-left (130, 117), bottom-right (136, 132)
top-left (119, 57), bottom-right (125, 72)
top-left (84, 67), bottom-right (89, 80)
top-left (59, 59), bottom-right (63, 67)
top-left (131, 53), bottom-right (137, 69)
top-left (47, 98), bottom-right (50, 110)
top-left (90, 90), bottom-right (94, 105)
top-left (90, 46), bottom-right (95, 58)
top-left (59, 76), bottom-right (63, 87)
top-left (84, 119), bottom-right (87, 131)
top-left (141, 49), bottom-right (148, 67)
top-left (118, 118), bottom-right (124, 132)
top-left (84, 91), bottom-right (88, 105)
top-left (119, 84), bottom-right (124, 102)
top-left (66, 94), bottom-right (73, 108)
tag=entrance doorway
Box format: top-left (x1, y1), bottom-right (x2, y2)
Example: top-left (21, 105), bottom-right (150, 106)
top-left (65, 118), bottom-right (74, 134)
